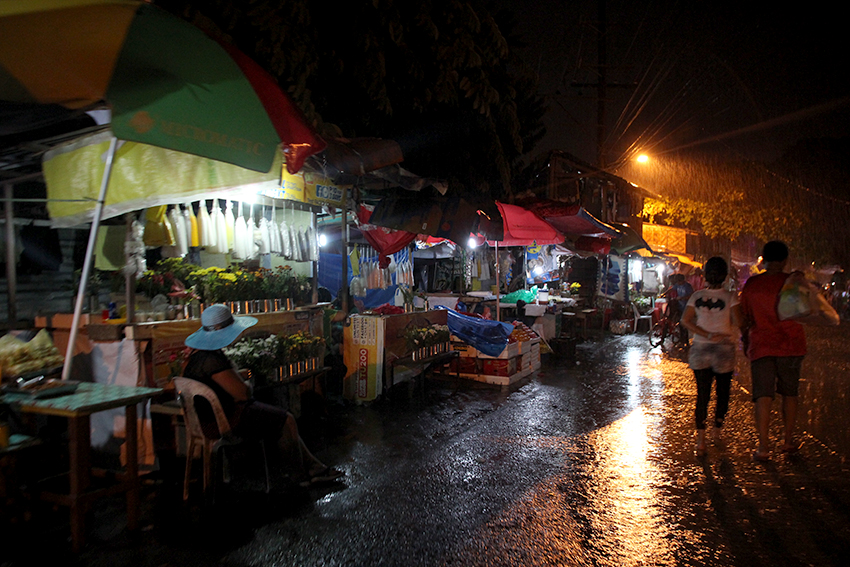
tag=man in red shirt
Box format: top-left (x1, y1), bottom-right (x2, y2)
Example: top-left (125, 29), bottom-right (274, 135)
top-left (739, 241), bottom-right (806, 460)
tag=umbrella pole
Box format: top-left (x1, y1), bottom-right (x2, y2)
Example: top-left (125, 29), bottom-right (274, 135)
top-left (61, 136), bottom-right (118, 381)
top-left (341, 192), bottom-right (349, 313)
top-left (496, 240), bottom-right (502, 321)
top-left (4, 182), bottom-right (16, 327)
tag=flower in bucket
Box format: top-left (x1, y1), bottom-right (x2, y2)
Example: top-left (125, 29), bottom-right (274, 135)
top-left (283, 331), bottom-right (325, 363)
top-left (224, 334), bottom-right (281, 383)
top-left (404, 324), bottom-right (450, 351)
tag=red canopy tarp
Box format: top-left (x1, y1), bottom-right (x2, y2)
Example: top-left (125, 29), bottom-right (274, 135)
top-left (356, 204), bottom-right (417, 267)
top-left (517, 200), bottom-right (622, 239)
top-left (486, 201), bottom-right (564, 246)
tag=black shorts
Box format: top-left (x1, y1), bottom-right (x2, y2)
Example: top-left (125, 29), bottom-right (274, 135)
top-left (750, 356), bottom-right (803, 401)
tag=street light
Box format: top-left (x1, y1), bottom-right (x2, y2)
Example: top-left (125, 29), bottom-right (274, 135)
top-left (636, 154), bottom-right (650, 164)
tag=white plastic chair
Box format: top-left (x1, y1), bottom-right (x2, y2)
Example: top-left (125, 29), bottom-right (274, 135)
top-left (173, 377), bottom-right (270, 501)
top-left (631, 302), bottom-right (654, 333)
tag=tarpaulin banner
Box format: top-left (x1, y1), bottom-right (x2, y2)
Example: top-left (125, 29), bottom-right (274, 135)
top-left (599, 254), bottom-right (627, 301)
top-left (525, 244), bottom-right (557, 283)
top-left (43, 130), bottom-right (282, 228)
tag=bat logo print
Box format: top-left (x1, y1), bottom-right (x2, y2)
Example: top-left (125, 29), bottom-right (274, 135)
top-left (695, 297), bottom-right (725, 310)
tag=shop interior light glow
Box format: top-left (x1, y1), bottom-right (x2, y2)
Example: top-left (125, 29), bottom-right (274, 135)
top-left (318, 233), bottom-right (328, 247)
top-left (629, 258), bottom-right (643, 282)
top-left (467, 237), bottom-right (479, 249)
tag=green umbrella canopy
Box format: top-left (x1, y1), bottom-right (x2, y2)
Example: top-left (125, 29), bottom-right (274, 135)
top-left (0, 0), bottom-right (324, 173)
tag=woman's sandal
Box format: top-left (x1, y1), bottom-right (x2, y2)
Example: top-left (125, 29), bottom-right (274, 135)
top-left (780, 442), bottom-right (802, 454)
top-left (752, 450), bottom-right (771, 462)
top-left (695, 445), bottom-right (707, 457)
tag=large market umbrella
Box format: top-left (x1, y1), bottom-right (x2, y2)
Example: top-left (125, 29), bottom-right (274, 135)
top-left (0, 0), bottom-right (326, 379)
top-left (0, 0), bottom-right (325, 173)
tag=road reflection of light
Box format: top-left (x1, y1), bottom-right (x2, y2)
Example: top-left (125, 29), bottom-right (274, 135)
top-left (584, 406), bottom-right (674, 565)
top-left (626, 346), bottom-right (643, 403)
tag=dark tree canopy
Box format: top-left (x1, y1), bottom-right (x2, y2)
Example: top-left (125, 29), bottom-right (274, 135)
top-left (156, 0), bottom-right (547, 198)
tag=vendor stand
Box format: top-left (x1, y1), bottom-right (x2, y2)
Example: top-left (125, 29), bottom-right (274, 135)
top-left (343, 308), bottom-right (450, 402)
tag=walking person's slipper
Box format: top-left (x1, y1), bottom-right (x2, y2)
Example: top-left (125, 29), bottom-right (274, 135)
top-left (309, 467), bottom-right (345, 485)
top-left (752, 450), bottom-right (771, 462)
top-left (298, 467), bottom-right (345, 488)
top-left (780, 442), bottom-right (803, 454)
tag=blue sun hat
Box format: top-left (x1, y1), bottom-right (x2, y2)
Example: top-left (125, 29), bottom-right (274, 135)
top-left (185, 304), bottom-right (258, 351)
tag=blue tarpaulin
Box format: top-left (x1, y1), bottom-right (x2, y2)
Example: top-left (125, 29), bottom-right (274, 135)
top-left (436, 306), bottom-right (514, 357)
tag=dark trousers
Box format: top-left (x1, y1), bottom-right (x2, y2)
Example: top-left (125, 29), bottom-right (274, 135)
top-left (694, 368), bottom-right (732, 430)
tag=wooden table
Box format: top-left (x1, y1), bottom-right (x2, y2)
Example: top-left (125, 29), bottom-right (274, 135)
top-left (2, 382), bottom-right (162, 552)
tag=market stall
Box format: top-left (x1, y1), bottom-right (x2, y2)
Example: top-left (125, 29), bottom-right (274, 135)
top-left (343, 309), bottom-right (449, 402)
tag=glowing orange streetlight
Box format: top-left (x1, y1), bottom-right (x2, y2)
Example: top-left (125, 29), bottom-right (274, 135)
top-left (636, 154), bottom-right (650, 164)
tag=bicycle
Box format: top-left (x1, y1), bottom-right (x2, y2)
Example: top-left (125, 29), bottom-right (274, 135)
top-left (648, 305), bottom-right (690, 350)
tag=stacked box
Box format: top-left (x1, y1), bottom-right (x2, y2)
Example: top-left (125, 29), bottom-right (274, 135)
top-left (530, 342), bottom-right (541, 370)
top-left (451, 341), bottom-right (479, 357)
top-left (480, 357), bottom-right (518, 377)
top-left (450, 356), bottom-right (480, 375)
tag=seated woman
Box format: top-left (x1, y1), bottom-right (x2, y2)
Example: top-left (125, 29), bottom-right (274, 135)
top-left (182, 304), bottom-right (343, 487)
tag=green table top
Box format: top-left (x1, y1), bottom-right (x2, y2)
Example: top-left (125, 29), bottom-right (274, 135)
top-left (1, 382), bottom-right (163, 418)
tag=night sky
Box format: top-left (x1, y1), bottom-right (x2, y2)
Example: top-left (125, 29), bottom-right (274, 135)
top-left (500, 0), bottom-right (850, 167)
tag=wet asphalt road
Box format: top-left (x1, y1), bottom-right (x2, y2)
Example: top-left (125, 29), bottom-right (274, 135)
top-left (6, 327), bottom-right (850, 567)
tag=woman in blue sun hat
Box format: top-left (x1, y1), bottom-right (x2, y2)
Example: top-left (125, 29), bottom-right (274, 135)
top-left (183, 304), bottom-right (343, 487)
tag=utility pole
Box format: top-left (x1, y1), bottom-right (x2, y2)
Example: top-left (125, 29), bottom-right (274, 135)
top-left (596, 0), bottom-right (607, 169)
top-left (570, 0), bottom-right (636, 170)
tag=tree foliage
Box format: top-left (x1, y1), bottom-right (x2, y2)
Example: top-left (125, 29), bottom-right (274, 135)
top-left (156, 0), bottom-right (547, 197)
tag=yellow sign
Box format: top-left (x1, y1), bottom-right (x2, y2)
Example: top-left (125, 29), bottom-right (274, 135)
top-left (343, 315), bottom-right (384, 402)
top-left (304, 172), bottom-right (345, 207)
top-left (261, 164), bottom-right (346, 207)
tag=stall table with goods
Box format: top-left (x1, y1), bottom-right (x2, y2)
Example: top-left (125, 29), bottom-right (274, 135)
top-left (449, 320), bottom-right (541, 387)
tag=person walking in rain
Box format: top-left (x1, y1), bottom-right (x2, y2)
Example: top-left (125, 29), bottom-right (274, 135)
top-left (681, 257), bottom-right (741, 456)
top-left (739, 241), bottom-right (806, 460)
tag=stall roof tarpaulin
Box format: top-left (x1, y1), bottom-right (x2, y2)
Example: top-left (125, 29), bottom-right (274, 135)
top-left (370, 194), bottom-right (501, 246)
top-left (486, 201), bottom-right (564, 247)
top-left (518, 199), bottom-right (622, 239)
top-left (0, 0), bottom-right (325, 173)
top-left (609, 222), bottom-right (653, 255)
